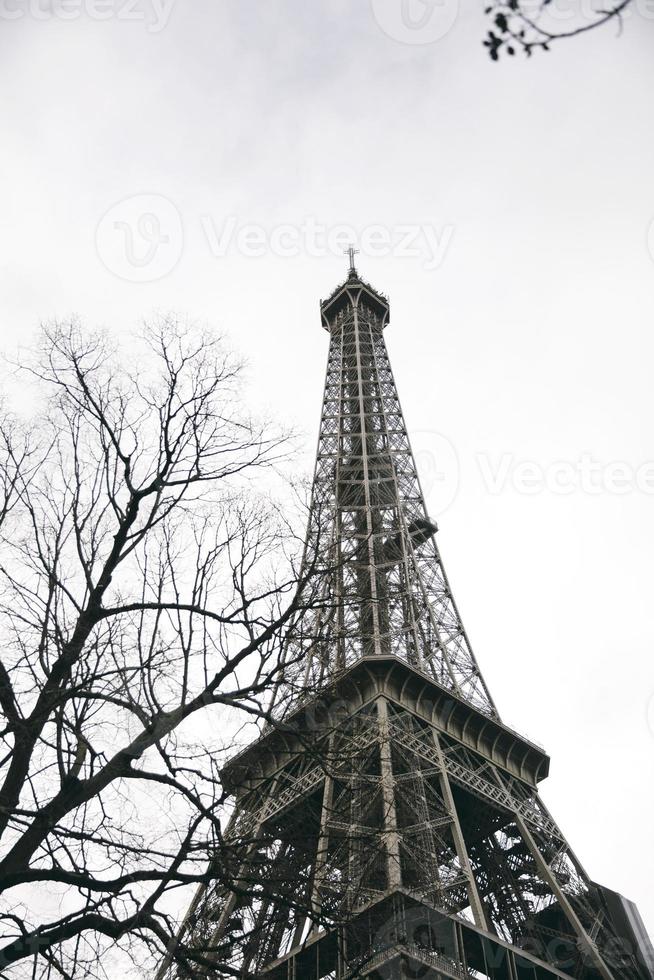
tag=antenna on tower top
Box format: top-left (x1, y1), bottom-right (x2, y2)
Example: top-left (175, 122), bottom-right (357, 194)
top-left (344, 246), bottom-right (359, 276)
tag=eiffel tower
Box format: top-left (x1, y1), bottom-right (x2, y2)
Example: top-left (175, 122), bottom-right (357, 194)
top-left (164, 257), bottom-right (653, 980)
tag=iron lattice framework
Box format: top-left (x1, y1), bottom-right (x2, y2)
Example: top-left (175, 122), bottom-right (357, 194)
top-left (161, 266), bottom-right (652, 980)
top-left (275, 266), bottom-right (496, 717)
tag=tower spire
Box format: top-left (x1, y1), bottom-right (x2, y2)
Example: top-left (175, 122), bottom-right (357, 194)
top-left (344, 244), bottom-right (359, 277)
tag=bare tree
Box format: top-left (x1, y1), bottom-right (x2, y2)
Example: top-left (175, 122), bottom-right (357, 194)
top-left (483, 0), bottom-right (631, 59)
top-left (0, 319), bottom-right (318, 978)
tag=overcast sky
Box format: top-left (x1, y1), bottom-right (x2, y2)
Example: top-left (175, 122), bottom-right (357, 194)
top-left (2, 0), bottom-right (654, 949)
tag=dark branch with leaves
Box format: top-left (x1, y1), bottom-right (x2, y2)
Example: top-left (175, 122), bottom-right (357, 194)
top-left (483, 0), bottom-right (632, 59)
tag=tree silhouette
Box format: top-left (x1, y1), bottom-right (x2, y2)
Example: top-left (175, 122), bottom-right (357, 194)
top-left (0, 320), bottom-right (321, 977)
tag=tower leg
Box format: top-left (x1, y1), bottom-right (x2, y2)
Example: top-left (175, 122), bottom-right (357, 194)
top-left (378, 697), bottom-right (403, 890)
top-left (431, 727), bottom-right (490, 932)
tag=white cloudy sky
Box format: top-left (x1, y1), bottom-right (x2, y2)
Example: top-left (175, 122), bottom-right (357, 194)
top-left (1, 0), bottom-right (654, 950)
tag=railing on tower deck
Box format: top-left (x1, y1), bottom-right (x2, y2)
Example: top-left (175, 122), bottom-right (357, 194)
top-left (221, 652), bottom-right (545, 787)
top-left (270, 653), bottom-right (545, 751)
top-left (320, 274), bottom-right (389, 311)
top-left (360, 943), bottom-right (475, 979)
